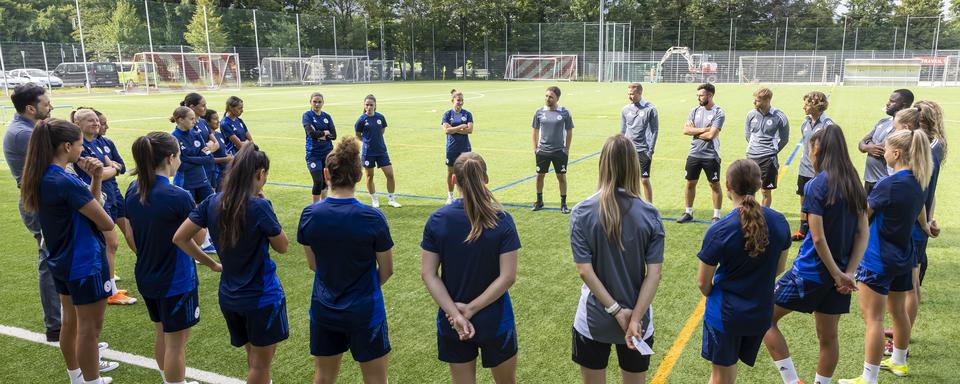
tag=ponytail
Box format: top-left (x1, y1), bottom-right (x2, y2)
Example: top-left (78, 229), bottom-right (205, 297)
top-left (452, 153), bottom-right (501, 243)
top-left (914, 100), bottom-right (947, 163)
top-left (597, 135), bottom-right (643, 249)
top-left (169, 106), bottom-right (192, 123)
top-left (131, 132), bottom-right (180, 205)
top-left (325, 136), bottom-right (362, 189)
top-left (886, 130), bottom-right (933, 190)
top-left (21, 119), bottom-right (82, 212)
top-left (450, 89), bottom-right (463, 100)
top-left (218, 144), bottom-right (270, 249)
top-left (181, 92), bottom-right (203, 108)
top-left (727, 159), bottom-right (768, 257)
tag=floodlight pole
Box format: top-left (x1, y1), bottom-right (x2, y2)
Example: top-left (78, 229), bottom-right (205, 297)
top-left (296, 13), bottom-right (303, 85)
top-left (73, 0), bottom-right (91, 93)
top-left (203, 6), bottom-right (215, 89)
top-left (144, 0), bottom-right (156, 92)
top-left (598, 0), bottom-right (604, 82)
top-left (333, 17), bottom-right (338, 57)
top-left (253, 10), bottom-right (261, 86)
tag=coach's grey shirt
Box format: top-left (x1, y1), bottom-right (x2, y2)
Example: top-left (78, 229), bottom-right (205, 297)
top-left (798, 114), bottom-right (834, 178)
top-left (532, 106), bottom-right (574, 154)
top-left (571, 190), bottom-right (664, 344)
top-left (745, 106), bottom-right (790, 159)
top-left (687, 105), bottom-right (725, 160)
top-left (3, 113), bottom-right (35, 187)
top-left (863, 117), bottom-right (895, 183)
top-left (620, 100), bottom-right (659, 155)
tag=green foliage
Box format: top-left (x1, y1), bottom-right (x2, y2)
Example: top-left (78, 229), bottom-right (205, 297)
top-left (184, 0), bottom-right (229, 50)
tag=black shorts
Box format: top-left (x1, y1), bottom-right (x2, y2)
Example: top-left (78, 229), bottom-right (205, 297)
top-left (685, 156), bottom-right (721, 182)
top-left (751, 156), bottom-right (779, 190)
top-left (221, 298), bottom-right (289, 347)
top-left (796, 175), bottom-right (813, 197)
top-left (187, 185), bottom-right (215, 205)
top-left (144, 287), bottom-right (200, 333)
top-left (701, 322), bottom-right (763, 367)
top-left (446, 151), bottom-right (468, 167)
top-left (536, 151), bottom-right (569, 174)
top-left (307, 156), bottom-right (328, 196)
top-left (864, 181), bottom-right (876, 196)
top-left (571, 327), bottom-right (653, 373)
top-left (438, 327), bottom-right (517, 368)
top-left (915, 238), bottom-right (928, 285)
top-left (638, 152), bottom-right (652, 178)
top-left (774, 269), bottom-right (851, 315)
top-left (311, 319), bottom-right (391, 362)
top-left (362, 153), bottom-right (391, 169)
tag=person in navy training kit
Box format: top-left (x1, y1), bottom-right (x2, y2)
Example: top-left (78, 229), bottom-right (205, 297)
top-left (697, 159), bottom-right (791, 384)
top-left (744, 87), bottom-right (789, 207)
top-left (20, 118), bottom-right (116, 384)
top-left (763, 125), bottom-right (869, 384)
top-left (356, 94), bottom-right (401, 208)
top-left (174, 144), bottom-right (289, 384)
top-left (303, 92), bottom-right (337, 202)
top-left (298, 136), bottom-right (394, 384)
top-left (72, 108), bottom-right (137, 306)
top-left (93, 109), bottom-right (137, 255)
top-left (126, 132), bottom-right (221, 384)
top-left (570, 135), bottom-right (663, 384)
top-left (839, 129), bottom-right (933, 384)
top-left (220, 96), bottom-right (253, 153)
top-left (531, 86), bottom-right (574, 213)
top-left (857, 89), bottom-right (912, 196)
top-left (202, 109), bottom-right (234, 190)
top-left (680, 83), bottom-right (726, 224)
top-left (181, 93), bottom-right (220, 194)
top-left (170, 106), bottom-right (216, 252)
top-left (792, 91), bottom-right (834, 242)
top-left (421, 152), bottom-right (520, 384)
top-left (620, 82), bottom-right (659, 203)
top-left (442, 89), bottom-right (475, 205)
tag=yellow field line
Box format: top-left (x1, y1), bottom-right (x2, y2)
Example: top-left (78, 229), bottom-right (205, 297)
top-left (651, 297), bottom-right (706, 384)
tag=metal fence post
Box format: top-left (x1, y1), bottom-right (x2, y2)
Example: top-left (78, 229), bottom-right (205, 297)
top-left (180, 45), bottom-right (188, 88)
top-left (333, 16), bottom-right (338, 57)
top-left (73, 0), bottom-right (91, 93)
top-left (144, 0), bottom-right (156, 93)
top-left (411, 22), bottom-right (416, 80)
top-left (598, 0), bottom-right (604, 82)
top-left (432, 22), bottom-right (436, 80)
top-left (903, 16), bottom-right (910, 58)
top-left (296, 13), bottom-right (303, 85)
top-left (116, 43), bottom-right (125, 92)
top-left (203, 6), bottom-right (215, 88)
top-left (728, 18), bottom-right (734, 82)
top-left (253, 9), bottom-right (261, 86)
top-left (538, 23), bottom-right (542, 56)
top-left (43, 42), bottom-right (52, 91)
top-left (0, 44), bottom-right (8, 96)
top-left (380, 21), bottom-right (385, 80)
top-left (504, 18), bottom-right (509, 79)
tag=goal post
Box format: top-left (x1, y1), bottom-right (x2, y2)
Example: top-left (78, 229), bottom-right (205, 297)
top-left (604, 61), bottom-right (659, 83)
top-left (505, 55), bottom-right (578, 81)
top-left (842, 58), bottom-right (922, 86)
top-left (260, 56), bottom-right (392, 85)
top-left (129, 52), bottom-right (241, 91)
top-left (738, 56), bottom-right (828, 83)
top-left (942, 56), bottom-right (960, 86)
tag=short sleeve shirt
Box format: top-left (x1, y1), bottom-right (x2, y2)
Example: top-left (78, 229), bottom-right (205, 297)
top-left (687, 105), bottom-right (725, 159)
top-left (303, 110), bottom-right (336, 159)
top-left (792, 172), bottom-right (860, 283)
top-left (862, 170), bottom-right (924, 274)
top-left (745, 107), bottom-right (790, 159)
top-left (442, 108), bottom-right (474, 154)
top-left (219, 115), bottom-right (249, 154)
top-left (355, 112), bottom-right (388, 156)
top-left (798, 114), bottom-right (834, 178)
top-left (38, 165), bottom-right (106, 281)
top-left (532, 106), bottom-right (574, 154)
top-left (863, 118), bottom-right (895, 183)
top-left (620, 100), bottom-right (659, 154)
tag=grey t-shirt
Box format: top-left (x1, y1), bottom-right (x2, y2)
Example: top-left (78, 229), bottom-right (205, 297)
top-left (864, 117), bottom-right (895, 183)
top-left (3, 114), bottom-right (35, 187)
top-left (687, 105), bottom-right (725, 159)
top-left (570, 190), bottom-right (665, 344)
top-left (532, 106), bottom-right (574, 154)
top-left (620, 100), bottom-right (659, 155)
top-left (745, 107), bottom-right (790, 159)
top-left (798, 114), bottom-right (834, 178)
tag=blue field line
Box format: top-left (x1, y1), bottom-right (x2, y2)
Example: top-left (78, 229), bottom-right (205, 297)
top-left (490, 151), bottom-right (601, 193)
top-left (784, 142), bottom-right (803, 166)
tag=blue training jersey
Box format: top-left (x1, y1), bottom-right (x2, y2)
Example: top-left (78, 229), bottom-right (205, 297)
top-left (212, 130), bottom-right (229, 171)
top-left (171, 127), bottom-right (214, 189)
top-left (78, 136), bottom-right (123, 206)
top-left (912, 140), bottom-right (943, 241)
top-left (442, 108), bottom-right (473, 154)
top-left (125, 176), bottom-right (198, 298)
top-left (219, 115), bottom-right (248, 154)
top-left (298, 197), bottom-right (393, 330)
top-left (38, 164), bottom-right (107, 281)
top-left (354, 112), bottom-right (388, 156)
top-left (302, 110), bottom-right (337, 160)
top-left (862, 169), bottom-right (924, 274)
top-left (792, 172), bottom-right (861, 283)
top-left (421, 199), bottom-right (521, 340)
top-left (194, 120), bottom-right (217, 183)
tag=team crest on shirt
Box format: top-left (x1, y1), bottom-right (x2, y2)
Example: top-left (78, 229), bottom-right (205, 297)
top-left (193, 140), bottom-right (201, 148)
top-left (103, 146), bottom-right (111, 154)
top-left (460, 116), bottom-right (467, 122)
top-left (376, 119), bottom-right (382, 125)
top-left (556, 115), bottom-right (563, 121)
top-left (707, 114), bottom-right (714, 119)
top-left (638, 111), bottom-right (645, 118)
top-left (365, 160), bottom-right (370, 166)
top-left (323, 118), bottom-right (329, 124)
top-left (766, 120), bottom-right (773, 126)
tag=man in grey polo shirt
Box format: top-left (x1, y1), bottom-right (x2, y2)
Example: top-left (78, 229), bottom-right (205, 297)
top-left (532, 86), bottom-right (574, 213)
top-left (858, 89), bottom-right (913, 195)
top-left (3, 83), bottom-right (61, 342)
top-left (679, 83), bottom-right (725, 224)
top-left (621, 83), bottom-right (659, 203)
top-left (744, 87), bottom-right (789, 207)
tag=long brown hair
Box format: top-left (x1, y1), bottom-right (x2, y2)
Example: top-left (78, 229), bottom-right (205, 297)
top-left (597, 135), bottom-right (643, 249)
top-left (727, 159), bottom-right (767, 257)
top-left (21, 119), bottom-right (82, 212)
top-left (131, 132), bottom-right (180, 205)
top-left (808, 124), bottom-right (867, 214)
top-left (886, 129), bottom-right (933, 191)
top-left (453, 153), bottom-right (502, 243)
top-left (218, 144), bottom-right (270, 249)
top-left (914, 100), bottom-right (947, 163)
top-left (325, 136), bottom-right (362, 189)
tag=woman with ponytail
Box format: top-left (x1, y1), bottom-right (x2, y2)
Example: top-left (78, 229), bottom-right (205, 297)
top-left (839, 129), bottom-right (933, 384)
top-left (763, 124), bottom-right (869, 384)
top-left (697, 159), bottom-right (791, 384)
top-left (181, 93), bottom-right (220, 190)
top-left (421, 152), bottom-right (519, 383)
top-left (174, 144), bottom-right (289, 384)
top-left (569, 135), bottom-right (663, 384)
top-left (202, 109), bottom-right (233, 190)
top-left (302, 92), bottom-right (337, 201)
top-left (125, 132), bottom-right (220, 384)
top-left (298, 136), bottom-right (394, 383)
top-left (441, 89), bottom-right (474, 204)
top-left (21, 118), bottom-right (115, 384)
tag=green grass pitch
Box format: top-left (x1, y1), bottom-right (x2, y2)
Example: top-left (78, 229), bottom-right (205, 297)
top-left (0, 81), bottom-right (957, 383)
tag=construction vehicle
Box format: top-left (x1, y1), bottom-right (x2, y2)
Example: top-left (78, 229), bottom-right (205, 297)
top-left (656, 46), bottom-right (719, 83)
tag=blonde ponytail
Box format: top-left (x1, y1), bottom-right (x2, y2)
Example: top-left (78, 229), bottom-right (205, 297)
top-left (886, 129), bottom-right (934, 190)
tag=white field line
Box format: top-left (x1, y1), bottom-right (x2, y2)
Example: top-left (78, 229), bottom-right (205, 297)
top-left (0, 324), bottom-right (244, 384)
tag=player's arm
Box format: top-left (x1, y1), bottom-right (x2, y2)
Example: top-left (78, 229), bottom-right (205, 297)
top-left (303, 245), bottom-right (317, 272)
top-left (744, 116), bottom-right (752, 142)
top-left (376, 249), bottom-right (394, 285)
top-left (228, 133), bottom-right (244, 149)
top-left (462, 121), bottom-right (473, 134)
top-left (172, 219), bottom-right (222, 271)
top-left (577, 261), bottom-right (633, 330)
top-left (859, 127), bottom-right (884, 157)
top-left (846, 212), bottom-right (870, 279)
top-left (649, 108), bottom-right (659, 154)
top-left (421, 249), bottom-right (475, 340)
top-left (463, 250), bottom-right (517, 318)
top-left (206, 133), bottom-right (220, 152)
top-left (531, 128), bottom-right (540, 152)
top-left (698, 127), bottom-right (720, 141)
top-left (683, 121), bottom-right (706, 136)
top-left (565, 128), bottom-right (573, 153)
top-left (628, 262), bottom-right (661, 333)
top-left (696, 261), bottom-right (716, 296)
top-left (325, 119), bottom-right (337, 140)
top-left (776, 116), bottom-right (790, 152)
top-left (620, 110), bottom-right (627, 135)
top-left (76, 157), bottom-right (105, 204)
top-left (442, 121), bottom-right (459, 134)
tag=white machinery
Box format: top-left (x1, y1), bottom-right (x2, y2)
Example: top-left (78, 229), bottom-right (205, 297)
top-left (656, 46), bottom-right (718, 83)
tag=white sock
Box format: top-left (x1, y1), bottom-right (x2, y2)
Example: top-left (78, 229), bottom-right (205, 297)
top-left (892, 347), bottom-right (908, 365)
top-left (713, 208), bottom-right (721, 218)
top-left (814, 373), bottom-right (831, 384)
top-left (83, 378), bottom-right (103, 384)
top-left (388, 193), bottom-right (396, 200)
top-left (685, 207), bottom-right (693, 214)
top-left (773, 357), bottom-right (799, 384)
top-left (160, 371), bottom-right (166, 382)
top-left (109, 278), bottom-right (118, 295)
top-left (370, 193), bottom-right (378, 200)
top-left (862, 362), bottom-right (879, 383)
top-left (68, 368), bottom-right (83, 384)
top-left (447, 191), bottom-right (454, 198)
top-left (165, 381), bottom-right (186, 384)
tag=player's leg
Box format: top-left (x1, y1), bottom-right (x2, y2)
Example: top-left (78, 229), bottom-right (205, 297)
top-left (245, 343), bottom-right (276, 384)
top-left (679, 157), bottom-right (701, 223)
top-left (639, 152), bottom-right (653, 203)
top-left (906, 266), bottom-right (920, 326)
top-left (556, 152), bottom-right (570, 213)
top-left (381, 165), bottom-right (400, 207)
top-left (449, 360), bottom-right (477, 384)
top-left (859, 282), bottom-right (887, 370)
top-left (103, 229), bottom-right (118, 280)
top-left (75, 298), bottom-right (108, 381)
top-left (489, 355), bottom-right (517, 384)
top-left (616, 340), bottom-right (652, 384)
top-left (447, 165), bottom-right (456, 203)
top-left (814, 312), bottom-right (842, 380)
top-left (886, 289), bottom-right (911, 373)
top-left (710, 364), bottom-right (737, 384)
top-left (116, 218), bottom-right (135, 254)
top-left (162, 328), bottom-right (191, 383)
top-left (313, 354), bottom-right (344, 384)
top-left (59, 294), bottom-right (80, 376)
top-left (533, 153), bottom-right (549, 210)
top-left (708, 159), bottom-right (723, 220)
top-left (763, 305), bottom-right (794, 361)
top-left (153, 323), bottom-right (165, 378)
top-left (358, 355), bottom-right (390, 384)
top-left (762, 189), bottom-right (773, 207)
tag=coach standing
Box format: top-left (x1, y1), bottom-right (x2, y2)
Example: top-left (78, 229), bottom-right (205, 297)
top-left (532, 86), bottom-right (574, 214)
top-left (3, 83), bottom-right (61, 342)
top-left (744, 87), bottom-right (789, 207)
top-left (621, 83), bottom-right (659, 203)
top-left (858, 89), bottom-right (913, 195)
top-left (679, 83), bottom-right (725, 224)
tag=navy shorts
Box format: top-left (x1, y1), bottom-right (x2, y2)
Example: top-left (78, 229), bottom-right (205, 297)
top-left (53, 263), bottom-right (112, 305)
top-left (797, 175), bottom-right (813, 197)
top-left (144, 287), bottom-right (200, 333)
top-left (774, 269), bottom-right (851, 315)
top-left (914, 238), bottom-right (928, 285)
top-left (701, 322), bottom-right (763, 367)
top-left (307, 156), bottom-right (328, 195)
top-left (310, 319), bottom-right (391, 362)
top-left (104, 185), bottom-right (125, 220)
top-left (187, 185), bottom-right (215, 205)
top-left (685, 156), bottom-right (721, 182)
top-left (571, 327), bottom-right (653, 373)
top-left (439, 327), bottom-right (518, 368)
top-left (446, 151), bottom-right (467, 167)
top-left (221, 298), bottom-right (289, 347)
top-left (638, 151), bottom-right (652, 178)
top-left (362, 153), bottom-right (391, 169)
top-left (856, 266), bottom-right (913, 295)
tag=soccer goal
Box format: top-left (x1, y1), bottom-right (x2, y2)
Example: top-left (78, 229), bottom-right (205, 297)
top-left (604, 61), bottom-right (659, 83)
top-left (738, 56), bottom-right (828, 83)
top-left (259, 56), bottom-right (390, 86)
top-left (505, 55), bottom-right (578, 81)
top-left (942, 56), bottom-right (960, 86)
top-left (842, 58), bottom-right (922, 86)
top-left (128, 52), bottom-right (241, 91)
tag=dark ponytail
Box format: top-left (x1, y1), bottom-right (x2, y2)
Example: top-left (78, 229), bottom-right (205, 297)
top-left (131, 132), bottom-right (180, 205)
top-left (325, 136), bottom-right (362, 189)
top-left (218, 144), bottom-right (270, 249)
top-left (808, 124), bottom-right (867, 215)
top-left (21, 119), bottom-right (82, 212)
top-left (181, 92), bottom-right (203, 108)
top-left (727, 159), bottom-right (768, 257)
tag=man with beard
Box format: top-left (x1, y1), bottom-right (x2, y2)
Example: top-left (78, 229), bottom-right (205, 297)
top-left (858, 89), bottom-right (914, 195)
top-left (744, 87), bottom-right (790, 207)
top-left (679, 83), bottom-right (725, 224)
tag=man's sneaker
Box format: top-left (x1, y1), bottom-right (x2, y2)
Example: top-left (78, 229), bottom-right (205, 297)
top-left (791, 230), bottom-right (806, 241)
top-left (46, 328), bottom-right (60, 342)
top-left (531, 201), bottom-right (544, 211)
top-left (677, 213), bottom-right (693, 224)
top-left (712, 216), bottom-right (721, 223)
top-left (880, 358), bottom-right (910, 377)
top-left (98, 342), bottom-right (108, 350)
top-left (108, 292), bottom-right (137, 305)
top-left (387, 199), bottom-right (402, 208)
top-left (837, 377), bottom-right (868, 384)
top-left (560, 205), bottom-right (571, 214)
top-left (371, 197), bottom-right (380, 208)
top-left (99, 360), bottom-right (119, 373)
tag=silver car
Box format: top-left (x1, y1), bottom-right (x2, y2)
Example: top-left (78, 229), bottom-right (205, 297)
top-left (8, 68), bottom-right (64, 88)
top-left (0, 72), bottom-right (26, 88)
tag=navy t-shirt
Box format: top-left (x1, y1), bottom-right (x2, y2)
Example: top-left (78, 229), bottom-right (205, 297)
top-left (792, 172), bottom-right (861, 283)
top-left (442, 108), bottom-right (473, 154)
top-left (98, 136), bottom-right (125, 175)
top-left (302, 110), bottom-right (337, 160)
top-left (698, 207), bottom-right (791, 335)
top-left (862, 170), bottom-right (924, 274)
top-left (219, 115), bottom-right (249, 154)
top-left (421, 199), bottom-right (521, 340)
top-left (194, 120), bottom-right (217, 183)
top-left (171, 127), bottom-right (213, 189)
top-left (125, 176), bottom-right (198, 298)
top-left (212, 130), bottom-right (229, 171)
top-left (354, 112), bottom-right (388, 157)
top-left (76, 137), bottom-right (109, 184)
top-left (189, 194), bottom-right (284, 311)
top-left (38, 165), bottom-right (107, 281)
top-left (912, 141), bottom-right (943, 241)
top-left (297, 197), bottom-right (394, 330)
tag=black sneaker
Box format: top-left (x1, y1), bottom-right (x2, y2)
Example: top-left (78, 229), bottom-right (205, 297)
top-left (677, 213), bottom-right (693, 223)
top-left (46, 328), bottom-right (60, 342)
top-left (531, 201), bottom-right (544, 211)
top-left (712, 216), bottom-right (721, 223)
top-left (560, 205), bottom-right (571, 214)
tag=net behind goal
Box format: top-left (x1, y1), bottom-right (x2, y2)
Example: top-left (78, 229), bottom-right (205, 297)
top-left (738, 56), bottom-right (828, 83)
top-left (260, 56), bottom-right (391, 85)
top-left (505, 55), bottom-right (578, 81)
top-left (128, 52), bottom-right (241, 91)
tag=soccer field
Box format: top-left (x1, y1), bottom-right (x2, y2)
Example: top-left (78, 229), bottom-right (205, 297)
top-left (0, 81), bottom-right (957, 383)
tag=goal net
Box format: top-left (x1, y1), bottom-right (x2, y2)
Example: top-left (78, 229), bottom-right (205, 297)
top-left (128, 52), bottom-right (240, 91)
top-left (505, 55), bottom-right (578, 81)
top-left (943, 56), bottom-right (960, 86)
top-left (738, 56), bottom-right (828, 83)
top-left (842, 59), bottom-right (921, 86)
top-left (604, 61), bottom-right (659, 83)
top-left (260, 56), bottom-right (391, 85)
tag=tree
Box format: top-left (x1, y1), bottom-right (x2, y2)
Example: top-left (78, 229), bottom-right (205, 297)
top-left (184, 0), bottom-right (229, 51)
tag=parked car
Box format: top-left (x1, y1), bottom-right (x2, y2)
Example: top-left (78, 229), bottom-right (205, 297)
top-left (8, 69), bottom-right (64, 88)
top-left (1, 72), bottom-right (26, 88)
top-left (116, 61), bottom-right (156, 88)
top-left (52, 62), bottom-right (119, 88)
